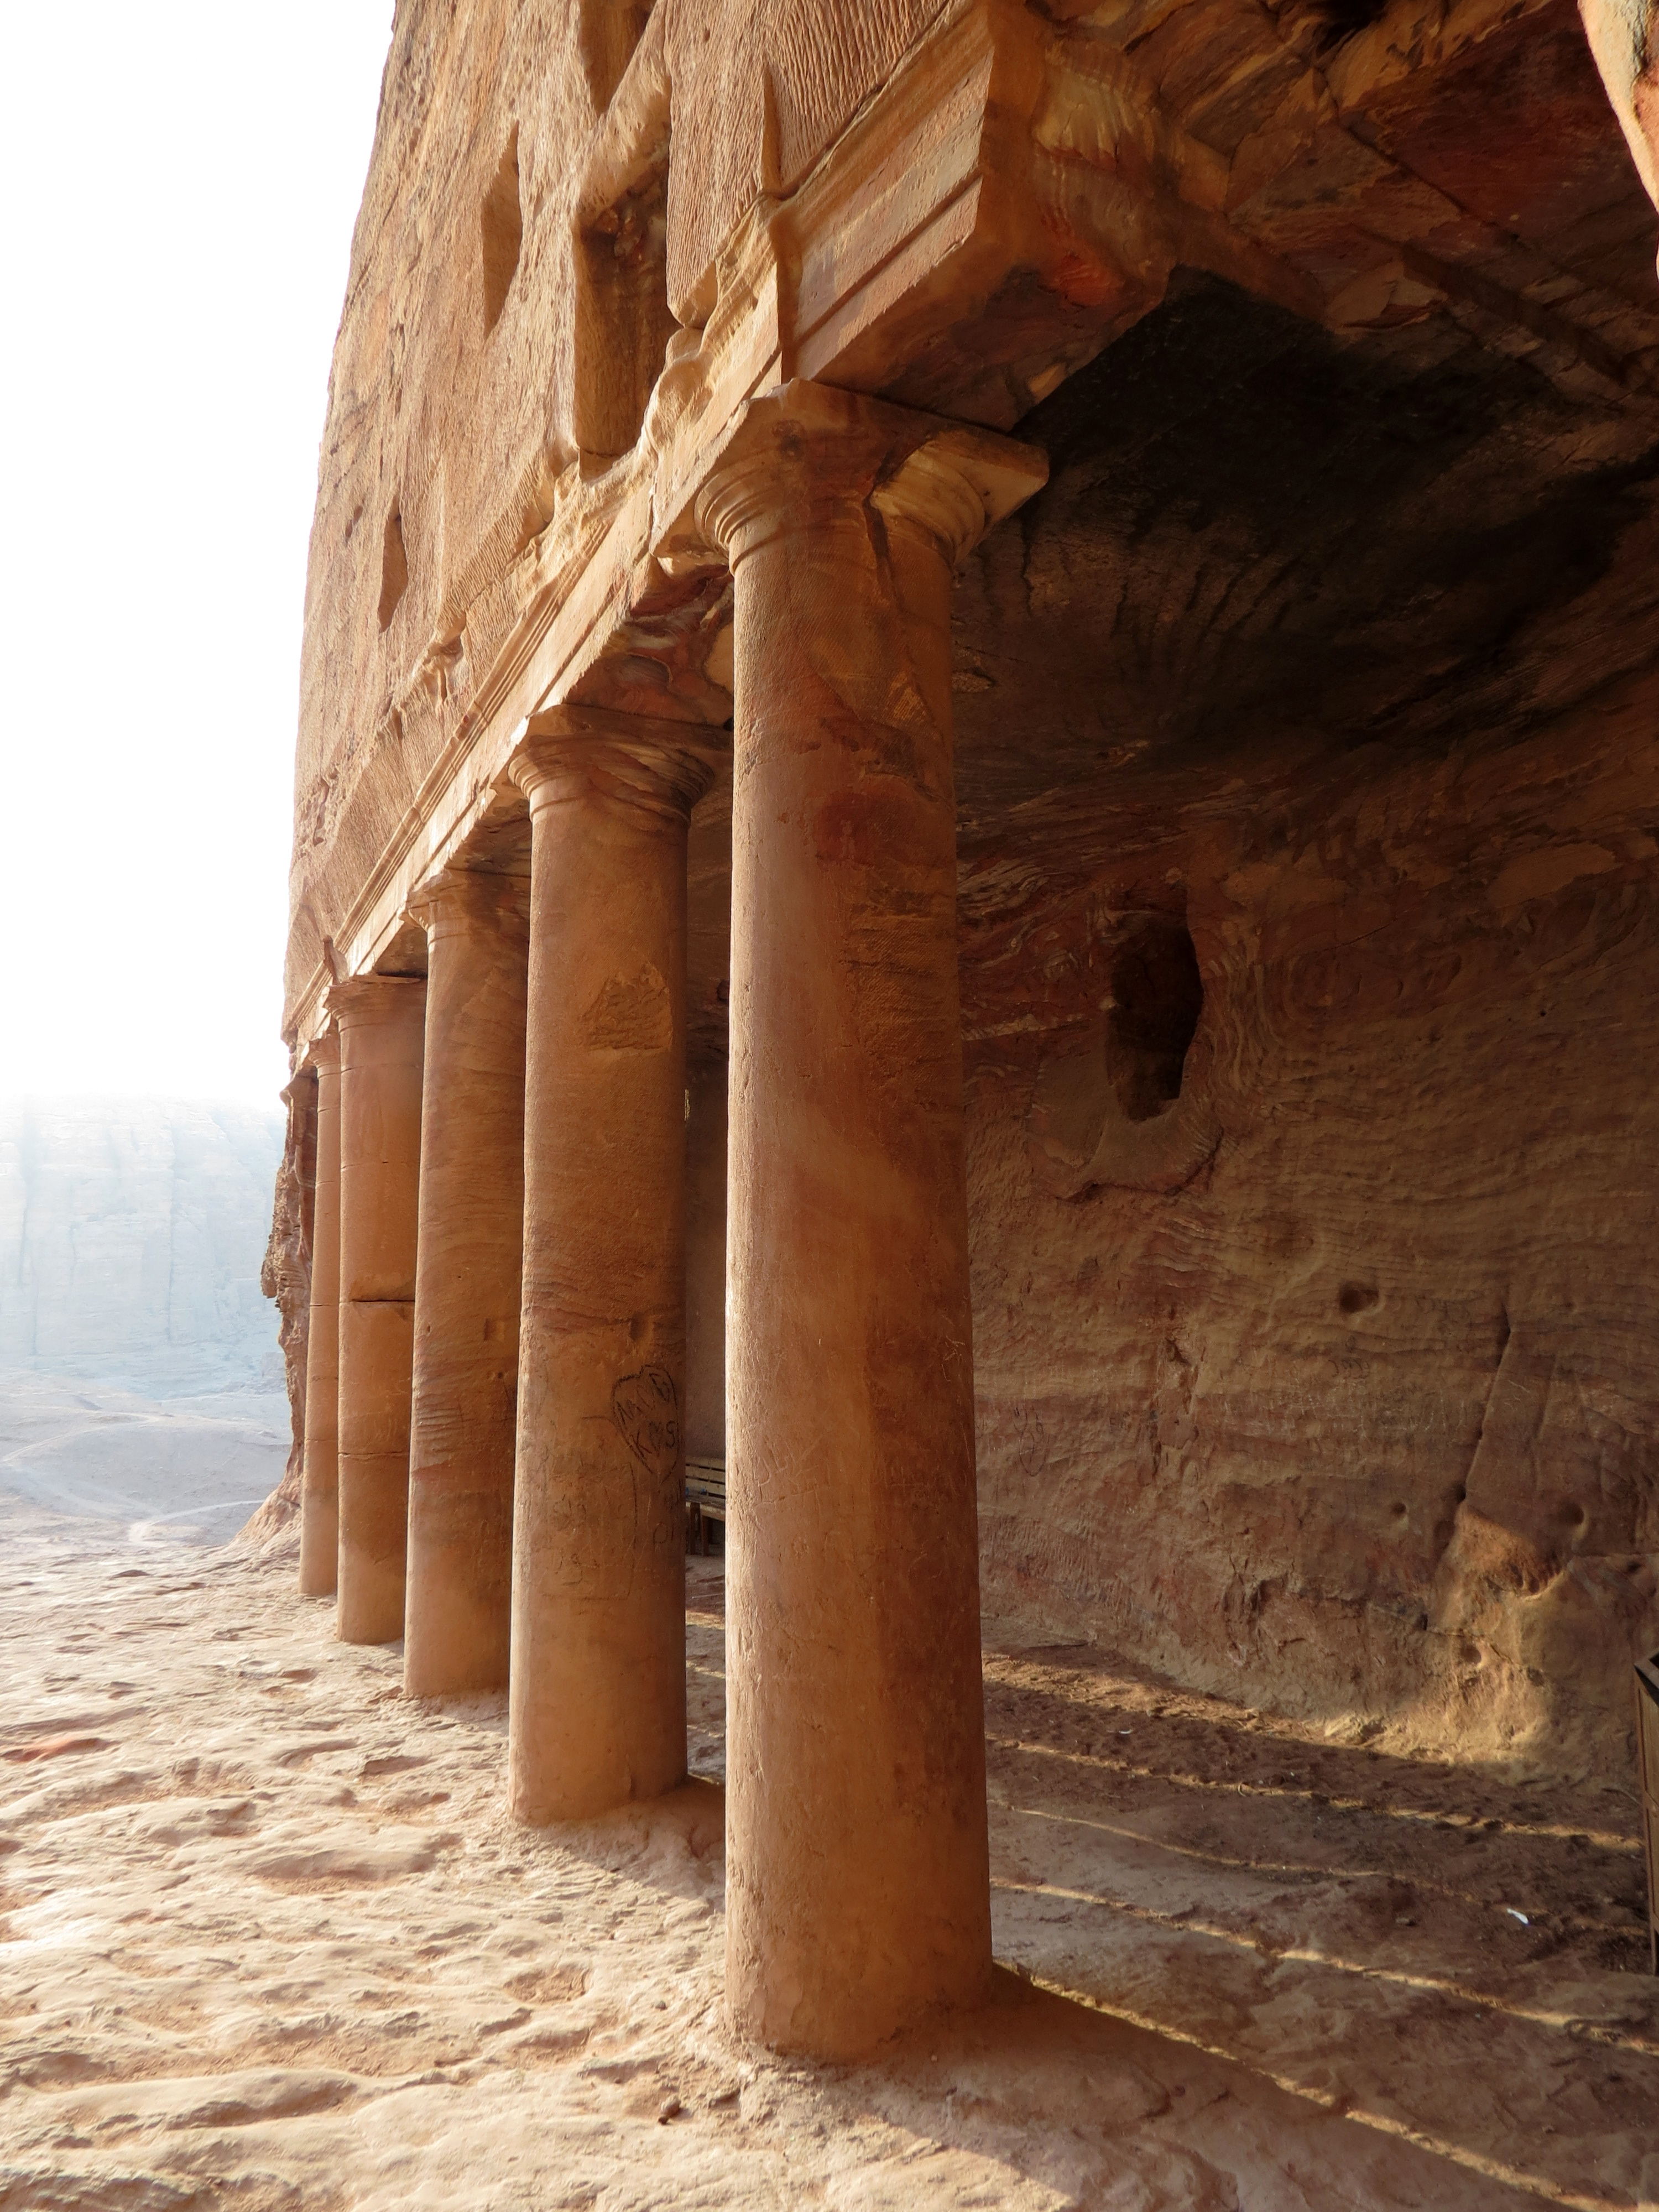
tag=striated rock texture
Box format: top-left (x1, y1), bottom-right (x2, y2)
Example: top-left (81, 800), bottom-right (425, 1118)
top-left (952, 275), bottom-right (1659, 1775)
top-left (254, 1080), bottom-right (316, 1538)
top-left (0, 1100), bottom-right (285, 1396)
top-left (284, 0), bottom-right (977, 1017)
top-left (279, 0), bottom-right (1659, 1792)
top-left (293, 0), bottom-right (1659, 1025)
top-left (1583, 0), bottom-right (1659, 219)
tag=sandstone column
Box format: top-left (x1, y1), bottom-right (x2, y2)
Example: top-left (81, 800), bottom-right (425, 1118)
top-left (684, 1058), bottom-right (729, 1469)
top-left (405, 873), bottom-right (529, 1696)
top-left (332, 974), bottom-right (426, 1646)
top-left (299, 1028), bottom-right (342, 1597)
top-left (507, 708), bottom-right (719, 1824)
top-left (696, 384), bottom-right (1044, 2058)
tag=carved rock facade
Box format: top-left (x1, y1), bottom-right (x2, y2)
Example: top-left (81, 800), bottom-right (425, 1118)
top-left (274, 0), bottom-right (1659, 2048)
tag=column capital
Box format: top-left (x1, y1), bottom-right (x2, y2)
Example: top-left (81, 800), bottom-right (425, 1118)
top-left (407, 867), bottom-right (526, 937)
top-left (691, 379), bottom-right (1045, 573)
top-left (295, 1024), bottom-right (340, 1079)
top-left (509, 705), bottom-right (727, 820)
top-left (325, 972), bottom-right (426, 1031)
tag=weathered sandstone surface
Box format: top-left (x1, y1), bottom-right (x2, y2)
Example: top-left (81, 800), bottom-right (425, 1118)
top-left (272, 0), bottom-right (1659, 2056)
top-left (1584, 0), bottom-right (1659, 213)
top-left (3, 1507), bottom-right (1653, 2208)
top-left (952, 271), bottom-right (1659, 1776)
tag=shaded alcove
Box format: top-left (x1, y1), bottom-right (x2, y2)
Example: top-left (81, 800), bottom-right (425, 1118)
top-left (950, 270), bottom-right (1659, 1775)
top-left (480, 128), bottom-right (522, 335)
top-left (1105, 914), bottom-right (1203, 1125)
top-left (377, 504), bottom-right (408, 633)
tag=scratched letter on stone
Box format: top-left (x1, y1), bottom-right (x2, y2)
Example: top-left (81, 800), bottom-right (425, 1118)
top-left (611, 1366), bottom-right (680, 1481)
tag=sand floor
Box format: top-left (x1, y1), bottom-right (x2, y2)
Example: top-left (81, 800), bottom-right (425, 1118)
top-left (2, 1496), bottom-right (1655, 2211)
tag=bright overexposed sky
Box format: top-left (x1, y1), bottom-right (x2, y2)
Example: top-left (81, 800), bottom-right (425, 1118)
top-left (0, 4), bottom-right (394, 1106)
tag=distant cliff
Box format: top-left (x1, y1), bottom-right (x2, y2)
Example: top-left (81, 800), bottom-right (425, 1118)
top-left (0, 1100), bottom-right (286, 1393)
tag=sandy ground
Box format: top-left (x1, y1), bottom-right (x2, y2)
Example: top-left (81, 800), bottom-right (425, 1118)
top-left (2, 1496), bottom-right (1655, 2211)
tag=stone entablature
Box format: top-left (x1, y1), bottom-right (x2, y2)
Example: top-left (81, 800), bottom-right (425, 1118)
top-left (285, 0), bottom-right (1659, 1061)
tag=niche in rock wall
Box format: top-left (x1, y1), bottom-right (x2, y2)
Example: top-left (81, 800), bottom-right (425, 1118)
top-left (481, 128), bottom-right (523, 336)
top-left (1309, 0), bottom-right (1392, 51)
top-left (1026, 908), bottom-right (1219, 1198)
top-left (1105, 913), bottom-right (1204, 1123)
top-left (378, 504), bottom-right (408, 632)
top-left (573, 156), bottom-right (675, 458)
top-left (578, 0), bottom-right (654, 110)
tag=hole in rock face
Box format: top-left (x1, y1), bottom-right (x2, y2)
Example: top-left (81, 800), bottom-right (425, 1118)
top-left (482, 129), bottom-right (523, 335)
top-left (378, 505), bottom-right (408, 632)
top-left (1309, 0), bottom-right (1390, 50)
top-left (1339, 1282), bottom-right (1380, 1316)
top-left (577, 0), bottom-right (652, 108)
top-left (1105, 914), bottom-right (1203, 1123)
top-left (574, 159), bottom-right (673, 457)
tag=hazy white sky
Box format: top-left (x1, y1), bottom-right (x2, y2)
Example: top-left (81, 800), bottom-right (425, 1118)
top-left (1, 4), bottom-right (394, 1107)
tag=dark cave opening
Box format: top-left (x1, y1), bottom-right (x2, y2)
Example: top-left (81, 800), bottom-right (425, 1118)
top-left (1105, 914), bottom-right (1204, 1123)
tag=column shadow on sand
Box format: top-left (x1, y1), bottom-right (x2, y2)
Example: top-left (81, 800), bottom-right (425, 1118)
top-left (489, 1566), bottom-right (1659, 2212)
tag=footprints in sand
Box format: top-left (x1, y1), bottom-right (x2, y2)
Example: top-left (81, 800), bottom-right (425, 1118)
top-left (501, 1962), bottom-right (588, 2005)
top-left (272, 1735), bottom-right (359, 1768)
top-left (32, 1514), bottom-right (1646, 2208)
top-left (244, 1832), bottom-right (460, 1885)
top-left (358, 1751), bottom-right (427, 1778)
top-left (1, 1733), bottom-right (109, 1766)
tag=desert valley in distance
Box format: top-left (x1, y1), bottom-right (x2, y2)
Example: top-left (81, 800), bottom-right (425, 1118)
top-left (0, 1100), bottom-right (290, 1552)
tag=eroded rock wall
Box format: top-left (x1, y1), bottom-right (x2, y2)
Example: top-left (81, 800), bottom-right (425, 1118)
top-left (1582, 0), bottom-right (1659, 212)
top-left (654, 0), bottom-right (953, 322)
top-left (280, 0), bottom-right (1659, 1787)
top-left (289, 2), bottom-right (596, 1012)
top-left (255, 1078), bottom-right (317, 1535)
top-left (679, 665), bottom-right (1659, 1776)
top-left (966, 681), bottom-right (1659, 1773)
top-left (953, 274), bottom-right (1659, 1776)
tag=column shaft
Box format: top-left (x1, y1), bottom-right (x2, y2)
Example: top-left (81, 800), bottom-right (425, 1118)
top-left (299, 1033), bottom-right (341, 1596)
top-left (684, 1060), bottom-right (729, 1467)
top-left (405, 875), bottom-right (529, 1695)
top-left (508, 713), bottom-right (717, 1823)
top-left (698, 388), bottom-right (1040, 2057)
top-left (333, 975), bottom-right (426, 1646)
